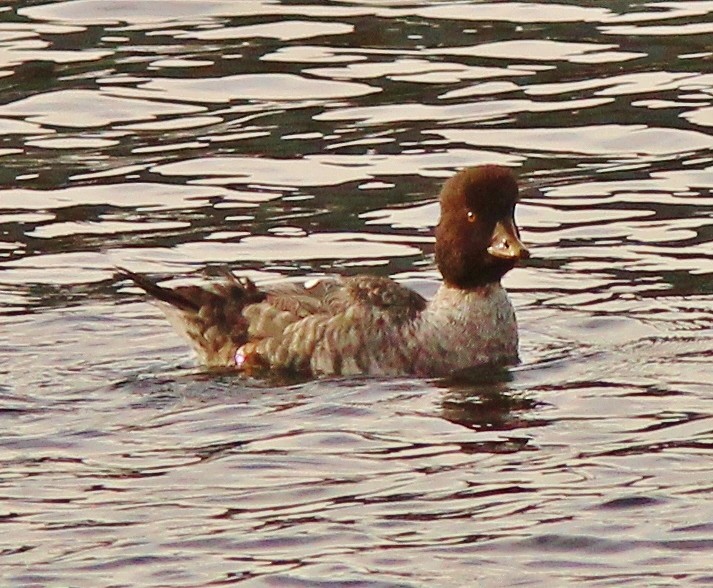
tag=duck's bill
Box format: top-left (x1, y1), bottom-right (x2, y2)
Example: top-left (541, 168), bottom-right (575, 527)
top-left (487, 218), bottom-right (530, 260)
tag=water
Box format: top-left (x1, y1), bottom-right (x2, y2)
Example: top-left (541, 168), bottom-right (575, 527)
top-left (1, 1), bottom-right (712, 586)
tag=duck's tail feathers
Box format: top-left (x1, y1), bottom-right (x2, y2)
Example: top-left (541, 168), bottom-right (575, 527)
top-left (116, 266), bottom-right (269, 366)
top-left (116, 267), bottom-right (199, 312)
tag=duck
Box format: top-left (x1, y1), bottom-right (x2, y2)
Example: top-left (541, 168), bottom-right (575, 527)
top-left (117, 164), bottom-right (530, 377)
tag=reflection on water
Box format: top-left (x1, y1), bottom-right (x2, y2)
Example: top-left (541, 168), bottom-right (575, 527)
top-left (1, 1), bottom-right (712, 586)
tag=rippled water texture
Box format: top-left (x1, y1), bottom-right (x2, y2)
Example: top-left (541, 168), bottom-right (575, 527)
top-left (1, 1), bottom-right (712, 586)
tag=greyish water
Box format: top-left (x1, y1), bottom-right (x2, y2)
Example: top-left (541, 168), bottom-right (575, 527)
top-left (0, 1), bottom-right (711, 586)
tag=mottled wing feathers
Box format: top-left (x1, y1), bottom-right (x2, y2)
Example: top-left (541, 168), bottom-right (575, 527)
top-left (119, 269), bottom-right (427, 375)
top-left (337, 275), bottom-right (427, 319)
top-left (244, 275), bottom-right (427, 375)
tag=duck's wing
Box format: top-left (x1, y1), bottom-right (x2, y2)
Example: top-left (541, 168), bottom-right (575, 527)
top-left (243, 275), bottom-right (428, 375)
top-left (119, 269), bottom-right (428, 375)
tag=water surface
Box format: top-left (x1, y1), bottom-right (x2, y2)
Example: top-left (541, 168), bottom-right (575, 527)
top-left (1, 1), bottom-right (712, 586)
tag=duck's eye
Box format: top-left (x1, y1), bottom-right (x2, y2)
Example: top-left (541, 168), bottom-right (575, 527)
top-left (466, 210), bottom-right (476, 223)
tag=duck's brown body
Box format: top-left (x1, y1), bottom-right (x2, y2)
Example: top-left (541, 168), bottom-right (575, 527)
top-left (118, 270), bottom-right (519, 376)
top-left (119, 164), bottom-right (530, 378)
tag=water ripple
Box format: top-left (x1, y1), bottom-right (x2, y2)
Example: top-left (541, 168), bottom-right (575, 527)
top-left (1, 1), bottom-right (713, 586)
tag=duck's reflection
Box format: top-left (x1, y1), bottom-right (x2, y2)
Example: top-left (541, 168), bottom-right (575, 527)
top-left (436, 366), bottom-right (546, 452)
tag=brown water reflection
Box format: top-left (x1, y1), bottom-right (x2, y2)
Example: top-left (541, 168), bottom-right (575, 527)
top-left (1, 1), bottom-right (712, 586)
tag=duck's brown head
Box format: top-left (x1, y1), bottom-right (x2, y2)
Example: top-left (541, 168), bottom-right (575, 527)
top-left (435, 165), bottom-right (529, 289)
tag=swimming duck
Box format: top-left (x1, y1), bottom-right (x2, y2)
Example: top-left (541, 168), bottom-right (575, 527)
top-left (118, 164), bottom-right (529, 377)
